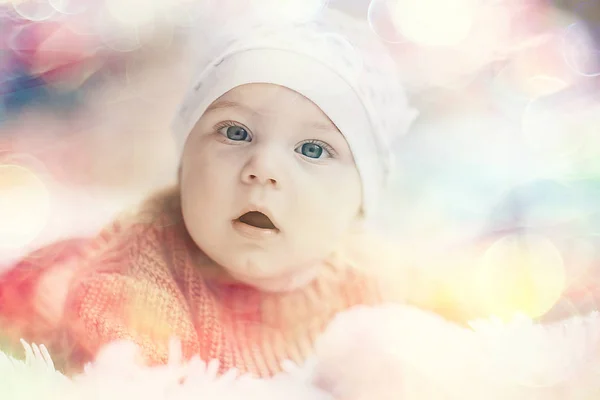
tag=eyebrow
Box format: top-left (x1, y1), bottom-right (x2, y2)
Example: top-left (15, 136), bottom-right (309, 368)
top-left (205, 100), bottom-right (260, 117)
top-left (309, 121), bottom-right (339, 133)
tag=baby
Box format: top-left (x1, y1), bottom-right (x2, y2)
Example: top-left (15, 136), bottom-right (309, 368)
top-left (3, 8), bottom-right (418, 376)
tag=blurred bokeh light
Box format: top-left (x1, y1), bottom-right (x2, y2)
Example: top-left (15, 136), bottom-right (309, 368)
top-left (476, 233), bottom-right (566, 321)
top-left (0, 163), bottom-right (50, 250)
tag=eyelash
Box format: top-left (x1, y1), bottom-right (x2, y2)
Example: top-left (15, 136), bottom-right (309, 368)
top-left (214, 120), bottom-right (252, 140)
top-left (300, 139), bottom-right (338, 158)
top-left (213, 121), bottom-right (338, 158)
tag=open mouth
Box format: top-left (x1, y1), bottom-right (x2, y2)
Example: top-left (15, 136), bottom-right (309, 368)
top-left (236, 211), bottom-right (279, 231)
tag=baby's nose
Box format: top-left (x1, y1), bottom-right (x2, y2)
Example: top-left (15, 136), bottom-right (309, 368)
top-left (246, 173), bottom-right (278, 186)
top-left (241, 149), bottom-right (282, 188)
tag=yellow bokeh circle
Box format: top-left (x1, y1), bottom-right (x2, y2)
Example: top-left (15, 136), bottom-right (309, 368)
top-left (476, 234), bottom-right (566, 321)
top-left (0, 164), bottom-right (51, 250)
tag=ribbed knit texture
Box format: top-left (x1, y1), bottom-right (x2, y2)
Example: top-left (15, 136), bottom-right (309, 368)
top-left (63, 188), bottom-right (383, 377)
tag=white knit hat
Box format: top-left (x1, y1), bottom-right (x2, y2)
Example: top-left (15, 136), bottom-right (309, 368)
top-left (172, 8), bottom-right (418, 219)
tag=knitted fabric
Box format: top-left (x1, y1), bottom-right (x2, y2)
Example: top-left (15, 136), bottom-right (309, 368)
top-left (61, 188), bottom-right (383, 377)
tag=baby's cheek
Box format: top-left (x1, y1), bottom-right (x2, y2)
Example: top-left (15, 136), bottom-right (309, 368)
top-left (296, 217), bottom-right (347, 254)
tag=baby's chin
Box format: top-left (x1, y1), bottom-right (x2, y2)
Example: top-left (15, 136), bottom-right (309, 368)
top-left (228, 266), bottom-right (319, 293)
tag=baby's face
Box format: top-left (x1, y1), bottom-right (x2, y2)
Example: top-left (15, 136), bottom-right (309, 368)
top-left (180, 83), bottom-right (362, 291)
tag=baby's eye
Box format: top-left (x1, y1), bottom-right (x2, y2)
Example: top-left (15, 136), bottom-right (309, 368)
top-left (219, 124), bottom-right (250, 142)
top-left (295, 141), bottom-right (334, 159)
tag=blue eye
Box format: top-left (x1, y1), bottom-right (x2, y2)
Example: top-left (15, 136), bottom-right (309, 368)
top-left (219, 124), bottom-right (250, 141)
top-left (295, 141), bottom-right (334, 159)
top-left (300, 143), bottom-right (323, 158)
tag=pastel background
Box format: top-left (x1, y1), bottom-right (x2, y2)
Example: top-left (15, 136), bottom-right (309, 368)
top-left (1, 0), bottom-right (599, 324)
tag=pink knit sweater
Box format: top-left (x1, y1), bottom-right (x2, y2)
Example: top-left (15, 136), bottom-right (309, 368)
top-left (57, 188), bottom-right (383, 376)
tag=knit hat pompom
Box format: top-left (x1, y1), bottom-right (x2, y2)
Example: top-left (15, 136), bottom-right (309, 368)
top-left (173, 6), bottom-right (418, 218)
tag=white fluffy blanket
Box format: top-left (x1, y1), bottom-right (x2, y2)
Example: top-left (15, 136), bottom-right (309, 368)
top-left (2, 305), bottom-right (600, 400)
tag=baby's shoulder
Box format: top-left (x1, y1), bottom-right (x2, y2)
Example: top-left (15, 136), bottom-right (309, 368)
top-left (134, 185), bottom-right (183, 226)
top-left (68, 186), bottom-right (184, 281)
